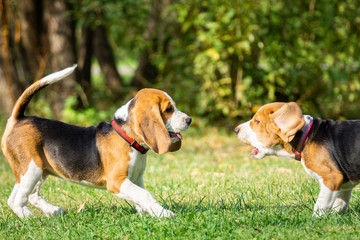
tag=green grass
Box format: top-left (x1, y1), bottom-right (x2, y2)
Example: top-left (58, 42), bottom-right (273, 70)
top-left (1, 127), bottom-right (360, 239)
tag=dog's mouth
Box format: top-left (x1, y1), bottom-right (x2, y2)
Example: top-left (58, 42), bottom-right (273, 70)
top-left (250, 147), bottom-right (265, 159)
top-left (169, 132), bottom-right (182, 141)
top-left (251, 147), bottom-right (259, 156)
top-left (168, 132), bottom-right (183, 152)
top-left (251, 147), bottom-right (260, 157)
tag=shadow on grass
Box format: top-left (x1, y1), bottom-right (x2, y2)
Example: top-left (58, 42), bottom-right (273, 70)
top-left (67, 192), bottom-right (317, 219)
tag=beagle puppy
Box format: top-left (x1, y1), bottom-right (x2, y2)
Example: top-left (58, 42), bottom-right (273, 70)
top-left (234, 102), bottom-right (360, 217)
top-left (1, 65), bottom-right (192, 218)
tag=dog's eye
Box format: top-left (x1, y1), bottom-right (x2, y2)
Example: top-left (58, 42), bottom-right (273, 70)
top-left (165, 106), bottom-right (173, 113)
top-left (254, 120), bottom-right (260, 124)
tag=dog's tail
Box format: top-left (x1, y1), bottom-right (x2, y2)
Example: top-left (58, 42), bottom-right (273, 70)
top-left (10, 64), bottom-right (77, 120)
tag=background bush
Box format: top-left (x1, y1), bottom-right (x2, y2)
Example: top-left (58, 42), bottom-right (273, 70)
top-left (1, 0), bottom-right (360, 126)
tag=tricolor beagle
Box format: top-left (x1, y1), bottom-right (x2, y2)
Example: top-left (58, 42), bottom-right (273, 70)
top-left (1, 65), bottom-right (192, 218)
top-left (234, 102), bottom-right (360, 217)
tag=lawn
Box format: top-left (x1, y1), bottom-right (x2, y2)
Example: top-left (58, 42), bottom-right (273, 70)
top-left (1, 126), bottom-right (360, 239)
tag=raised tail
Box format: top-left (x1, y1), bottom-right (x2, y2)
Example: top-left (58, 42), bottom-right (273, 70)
top-left (10, 64), bottom-right (77, 120)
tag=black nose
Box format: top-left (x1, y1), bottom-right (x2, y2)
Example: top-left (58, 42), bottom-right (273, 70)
top-left (186, 117), bottom-right (192, 125)
top-left (234, 127), bottom-right (240, 134)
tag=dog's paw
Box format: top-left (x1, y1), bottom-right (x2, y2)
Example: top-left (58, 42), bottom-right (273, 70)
top-left (135, 204), bottom-right (147, 217)
top-left (160, 209), bottom-right (175, 218)
top-left (15, 207), bottom-right (34, 219)
top-left (9, 205), bottom-right (34, 218)
top-left (312, 212), bottom-right (321, 218)
top-left (45, 206), bottom-right (66, 217)
top-left (312, 208), bottom-right (331, 218)
top-left (148, 204), bottom-right (175, 218)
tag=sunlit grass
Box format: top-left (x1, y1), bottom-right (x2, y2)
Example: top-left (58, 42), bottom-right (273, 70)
top-left (1, 126), bottom-right (360, 239)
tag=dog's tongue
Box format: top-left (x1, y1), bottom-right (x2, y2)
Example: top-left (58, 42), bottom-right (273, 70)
top-left (170, 132), bottom-right (182, 140)
top-left (251, 148), bottom-right (259, 156)
top-left (176, 133), bottom-right (183, 140)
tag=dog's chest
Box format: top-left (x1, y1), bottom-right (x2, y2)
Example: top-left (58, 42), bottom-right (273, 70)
top-left (127, 150), bottom-right (147, 182)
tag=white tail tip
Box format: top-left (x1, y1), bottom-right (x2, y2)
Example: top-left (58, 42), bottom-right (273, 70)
top-left (40, 64), bottom-right (77, 85)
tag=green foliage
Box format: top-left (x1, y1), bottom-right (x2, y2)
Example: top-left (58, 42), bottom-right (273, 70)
top-left (153, 0), bottom-right (360, 121)
top-left (69, 0), bottom-right (150, 58)
top-left (62, 96), bottom-right (114, 125)
top-left (26, 0), bottom-right (360, 124)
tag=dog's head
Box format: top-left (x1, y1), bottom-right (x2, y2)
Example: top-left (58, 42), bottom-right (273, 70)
top-left (115, 89), bottom-right (191, 154)
top-left (234, 102), bottom-right (305, 159)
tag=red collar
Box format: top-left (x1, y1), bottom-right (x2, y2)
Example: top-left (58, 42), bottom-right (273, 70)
top-left (294, 116), bottom-right (313, 160)
top-left (111, 119), bottom-right (149, 154)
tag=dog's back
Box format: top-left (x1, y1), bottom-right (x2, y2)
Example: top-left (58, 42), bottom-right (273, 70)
top-left (1, 65), bottom-right (78, 218)
top-left (6, 116), bottom-right (106, 181)
top-left (310, 118), bottom-right (360, 181)
top-left (1, 65), bottom-right (77, 181)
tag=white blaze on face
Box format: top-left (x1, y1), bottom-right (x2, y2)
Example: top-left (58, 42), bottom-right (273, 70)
top-left (162, 91), bottom-right (190, 134)
top-left (237, 114), bottom-right (312, 159)
top-left (237, 120), bottom-right (268, 159)
top-left (237, 119), bottom-right (290, 159)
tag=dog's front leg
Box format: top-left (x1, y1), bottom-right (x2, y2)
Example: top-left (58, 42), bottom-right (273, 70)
top-left (313, 183), bottom-right (337, 217)
top-left (132, 175), bottom-right (148, 217)
top-left (331, 189), bottom-right (352, 214)
top-left (115, 178), bottom-right (174, 218)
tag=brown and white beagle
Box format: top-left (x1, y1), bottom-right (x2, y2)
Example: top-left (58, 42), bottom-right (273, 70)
top-left (234, 102), bottom-right (360, 217)
top-left (1, 65), bottom-right (192, 218)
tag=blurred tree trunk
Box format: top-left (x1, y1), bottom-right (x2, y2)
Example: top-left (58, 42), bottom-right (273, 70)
top-left (0, 0), bottom-right (83, 118)
top-left (18, 0), bottom-right (46, 83)
top-left (229, 54), bottom-right (243, 104)
top-left (78, 25), bottom-right (93, 97)
top-left (130, 0), bottom-right (162, 89)
top-left (44, 0), bottom-right (79, 117)
top-left (93, 25), bottom-right (123, 96)
top-left (0, 0), bottom-right (22, 116)
top-left (131, 0), bottom-right (175, 90)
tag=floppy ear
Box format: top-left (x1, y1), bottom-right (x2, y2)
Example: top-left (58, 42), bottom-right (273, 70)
top-left (269, 102), bottom-right (305, 142)
top-left (135, 105), bottom-right (172, 154)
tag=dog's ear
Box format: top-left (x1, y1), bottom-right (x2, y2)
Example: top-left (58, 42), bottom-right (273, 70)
top-left (135, 105), bottom-right (172, 154)
top-left (270, 102), bottom-right (305, 142)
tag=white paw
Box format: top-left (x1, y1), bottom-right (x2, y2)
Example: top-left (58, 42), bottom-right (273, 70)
top-left (160, 209), bottom-right (175, 218)
top-left (45, 206), bottom-right (66, 216)
top-left (135, 205), bottom-right (146, 217)
top-left (13, 207), bottom-right (34, 219)
top-left (148, 204), bottom-right (174, 218)
top-left (312, 212), bottom-right (322, 218)
top-left (312, 208), bottom-right (332, 218)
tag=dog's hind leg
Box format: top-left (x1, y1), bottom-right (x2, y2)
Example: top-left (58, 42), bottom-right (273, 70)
top-left (8, 160), bottom-right (43, 218)
top-left (7, 184), bottom-right (20, 212)
top-left (312, 183), bottom-right (338, 217)
top-left (28, 176), bottom-right (66, 217)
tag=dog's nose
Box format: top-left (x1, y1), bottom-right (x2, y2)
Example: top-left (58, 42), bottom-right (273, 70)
top-left (234, 127), bottom-right (240, 134)
top-left (185, 117), bottom-right (192, 125)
